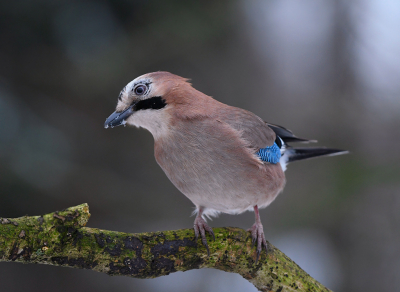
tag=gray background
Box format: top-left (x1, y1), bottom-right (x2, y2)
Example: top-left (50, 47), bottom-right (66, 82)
top-left (1, 1), bottom-right (400, 291)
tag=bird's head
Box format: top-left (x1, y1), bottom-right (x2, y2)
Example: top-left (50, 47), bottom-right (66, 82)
top-left (104, 71), bottom-right (192, 138)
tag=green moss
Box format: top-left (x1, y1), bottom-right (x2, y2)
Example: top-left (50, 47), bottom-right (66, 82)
top-left (0, 204), bottom-right (331, 292)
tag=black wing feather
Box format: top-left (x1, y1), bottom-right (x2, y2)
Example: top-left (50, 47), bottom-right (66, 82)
top-left (266, 122), bottom-right (315, 143)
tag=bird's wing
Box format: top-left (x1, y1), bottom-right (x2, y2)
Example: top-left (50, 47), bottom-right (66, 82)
top-left (217, 106), bottom-right (276, 150)
top-left (216, 106), bottom-right (315, 150)
top-left (265, 122), bottom-right (315, 144)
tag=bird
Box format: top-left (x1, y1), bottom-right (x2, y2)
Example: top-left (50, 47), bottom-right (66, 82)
top-left (104, 71), bottom-right (347, 263)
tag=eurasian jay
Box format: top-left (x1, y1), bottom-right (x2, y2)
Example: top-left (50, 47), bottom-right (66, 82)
top-left (104, 71), bottom-right (347, 262)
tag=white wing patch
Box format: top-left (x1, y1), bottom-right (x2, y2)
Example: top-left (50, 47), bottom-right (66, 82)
top-left (278, 137), bottom-right (290, 172)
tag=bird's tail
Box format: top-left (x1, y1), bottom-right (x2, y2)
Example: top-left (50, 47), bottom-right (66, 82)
top-left (285, 147), bottom-right (348, 163)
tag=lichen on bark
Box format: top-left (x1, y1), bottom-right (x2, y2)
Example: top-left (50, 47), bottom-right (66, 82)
top-left (0, 204), bottom-right (332, 292)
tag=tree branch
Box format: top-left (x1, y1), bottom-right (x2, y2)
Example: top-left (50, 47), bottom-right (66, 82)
top-left (0, 204), bottom-right (331, 292)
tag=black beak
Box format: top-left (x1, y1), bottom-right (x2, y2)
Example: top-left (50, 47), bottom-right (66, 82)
top-left (104, 105), bottom-right (134, 128)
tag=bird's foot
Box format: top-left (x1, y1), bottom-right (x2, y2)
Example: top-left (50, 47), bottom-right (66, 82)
top-left (247, 222), bottom-right (268, 264)
top-left (193, 216), bottom-right (215, 256)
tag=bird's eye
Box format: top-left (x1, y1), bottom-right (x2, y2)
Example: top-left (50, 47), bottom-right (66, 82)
top-left (134, 85), bottom-right (147, 95)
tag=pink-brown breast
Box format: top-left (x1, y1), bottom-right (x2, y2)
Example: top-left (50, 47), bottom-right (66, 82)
top-left (153, 112), bottom-right (286, 214)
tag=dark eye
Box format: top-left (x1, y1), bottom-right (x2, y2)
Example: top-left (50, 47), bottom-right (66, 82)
top-left (134, 85), bottom-right (147, 95)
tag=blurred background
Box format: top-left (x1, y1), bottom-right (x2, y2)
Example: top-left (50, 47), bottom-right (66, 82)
top-left (1, 0), bottom-right (400, 291)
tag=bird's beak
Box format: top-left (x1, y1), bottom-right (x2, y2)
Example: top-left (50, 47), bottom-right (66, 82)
top-left (104, 104), bottom-right (134, 128)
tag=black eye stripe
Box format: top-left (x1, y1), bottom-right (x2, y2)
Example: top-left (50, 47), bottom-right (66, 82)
top-left (134, 96), bottom-right (166, 111)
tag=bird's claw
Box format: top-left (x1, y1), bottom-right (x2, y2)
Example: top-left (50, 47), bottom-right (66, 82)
top-left (194, 217), bottom-right (214, 256)
top-left (247, 223), bottom-right (268, 264)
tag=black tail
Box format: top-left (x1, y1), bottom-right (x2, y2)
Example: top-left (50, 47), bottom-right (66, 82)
top-left (287, 148), bottom-right (348, 163)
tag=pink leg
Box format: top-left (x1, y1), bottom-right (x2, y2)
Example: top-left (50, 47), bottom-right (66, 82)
top-left (193, 207), bottom-right (215, 256)
top-left (247, 205), bottom-right (267, 263)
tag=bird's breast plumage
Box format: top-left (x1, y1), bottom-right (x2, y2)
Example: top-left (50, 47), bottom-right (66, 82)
top-left (153, 114), bottom-right (286, 214)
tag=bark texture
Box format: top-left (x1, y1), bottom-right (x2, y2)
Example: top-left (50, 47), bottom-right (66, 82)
top-left (0, 204), bottom-right (332, 292)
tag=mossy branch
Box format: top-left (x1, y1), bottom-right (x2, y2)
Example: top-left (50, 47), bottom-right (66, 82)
top-left (0, 204), bottom-right (331, 292)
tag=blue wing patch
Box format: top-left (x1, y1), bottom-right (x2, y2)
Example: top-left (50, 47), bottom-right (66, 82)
top-left (256, 142), bottom-right (281, 164)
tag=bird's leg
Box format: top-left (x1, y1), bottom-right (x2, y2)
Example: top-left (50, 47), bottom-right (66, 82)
top-left (193, 207), bottom-right (215, 256)
top-left (247, 205), bottom-right (267, 264)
